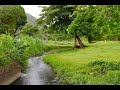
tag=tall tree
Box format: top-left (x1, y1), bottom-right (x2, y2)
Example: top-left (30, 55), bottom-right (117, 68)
top-left (67, 5), bottom-right (96, 48)
top-left (93, 5), bottom-right (120, 41)
top-left (0, 5), bottom-right (27, 36)
top-left (37, 5), bottom-right (77, 40)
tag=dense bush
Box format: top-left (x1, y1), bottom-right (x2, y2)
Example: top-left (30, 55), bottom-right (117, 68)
top-left (0, 34), bottom-right (15, 66)
top-left (88, 60), bottom-right (120, 75)
top-left (17, 34), bottom-right (44, 57)
top-left (0, 34), bottom-right (44, 72)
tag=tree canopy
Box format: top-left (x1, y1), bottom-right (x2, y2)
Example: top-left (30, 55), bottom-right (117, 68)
top-left (0, 5), bottom-right (27, 36)
top-left (37, 5), bottom-right (77, 33)
top-left (93, 5), bottom-right (120, 40)
top-left (37, 5), bottom-right (120, 48)
top-left (67, 5), bottom-right (120, 45)
top-left (67, 5), bottom-right (96, 43)
top-left (21, 24), bottom-right (40, 37)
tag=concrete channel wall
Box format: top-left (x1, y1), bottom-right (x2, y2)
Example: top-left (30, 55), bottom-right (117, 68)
top-left (0, 62), bottom-right (21, 85)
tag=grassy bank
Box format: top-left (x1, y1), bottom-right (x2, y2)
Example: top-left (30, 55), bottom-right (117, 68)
top-left (43, 41), bottom-right (120, 85)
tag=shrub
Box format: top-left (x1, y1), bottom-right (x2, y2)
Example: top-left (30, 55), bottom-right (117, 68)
top-left (0, 34), bottom-right (29, 71)
top-left (88, 60), bottom-right (120, 75)
top-left (18, 35), bottom-right (44, 57)
top-left (0, 34), bottom-right (44, 72)
top-left (0, 34), bottom-right (15, 66)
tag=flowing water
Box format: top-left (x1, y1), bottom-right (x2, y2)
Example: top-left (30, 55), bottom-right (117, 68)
top-left (11, 56), bottom-right (58, 85)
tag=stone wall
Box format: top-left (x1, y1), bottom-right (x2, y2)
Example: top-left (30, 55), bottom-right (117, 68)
top-left (0, 62), bottom-right (21, 85)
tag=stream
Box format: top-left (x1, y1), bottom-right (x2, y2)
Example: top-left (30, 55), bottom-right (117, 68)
top-left (11, 56), bottom-right (59, 85)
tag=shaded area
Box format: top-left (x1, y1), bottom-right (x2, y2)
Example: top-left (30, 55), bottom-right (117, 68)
top-left (11, 56), bottom-right (58, 85)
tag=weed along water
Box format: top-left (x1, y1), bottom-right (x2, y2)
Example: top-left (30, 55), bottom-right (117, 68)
top-left (11, 56), bottom-right (59, 85)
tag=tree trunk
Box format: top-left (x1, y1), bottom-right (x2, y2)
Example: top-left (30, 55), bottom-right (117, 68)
top-left (13, 28), bottom-right (21, 37)
top-left (76, 35), bottom-right (85, 48)
top-left (115, 36), bottom-right (118, 41)
top-left (118, 37), bottom-right (120, 41)
top-left (74, 36), bottom-right (77, 48)
top-left (45, 33), bottom-right (48, 43)
top-left (87, 35), bottom-right (93, 43)
top-left (74, 33), bottom-right (85, 48)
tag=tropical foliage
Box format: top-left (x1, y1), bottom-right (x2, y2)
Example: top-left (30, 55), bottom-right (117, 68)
top-left (0, 5), bottom-right (27, 36)
top-left (0, 5), bottom-right (43, 72)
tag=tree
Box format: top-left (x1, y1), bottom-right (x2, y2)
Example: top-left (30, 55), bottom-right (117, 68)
top-left (67, 5), bottom-right (97, 48)
top-left (21, 24), bottom-right (40, 37)
top-left (0, 5), bottom-right (27, 36)
top-left (93, 5), bottom-right (120, 41)
top-left (16, 6), bottom-right (27, 30)
top-left (37, 5), bottom-right (77, 40)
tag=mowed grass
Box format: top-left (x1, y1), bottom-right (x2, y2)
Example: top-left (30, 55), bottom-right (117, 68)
top-left (43, 41), bottom-right (120, 85)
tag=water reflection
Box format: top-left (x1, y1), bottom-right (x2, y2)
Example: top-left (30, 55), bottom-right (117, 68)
top-left (11, 57), bottom-right (56, 85)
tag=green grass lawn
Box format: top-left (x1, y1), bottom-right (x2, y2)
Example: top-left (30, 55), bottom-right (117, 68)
top-left (43, 41), bottom-right (120, 85)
